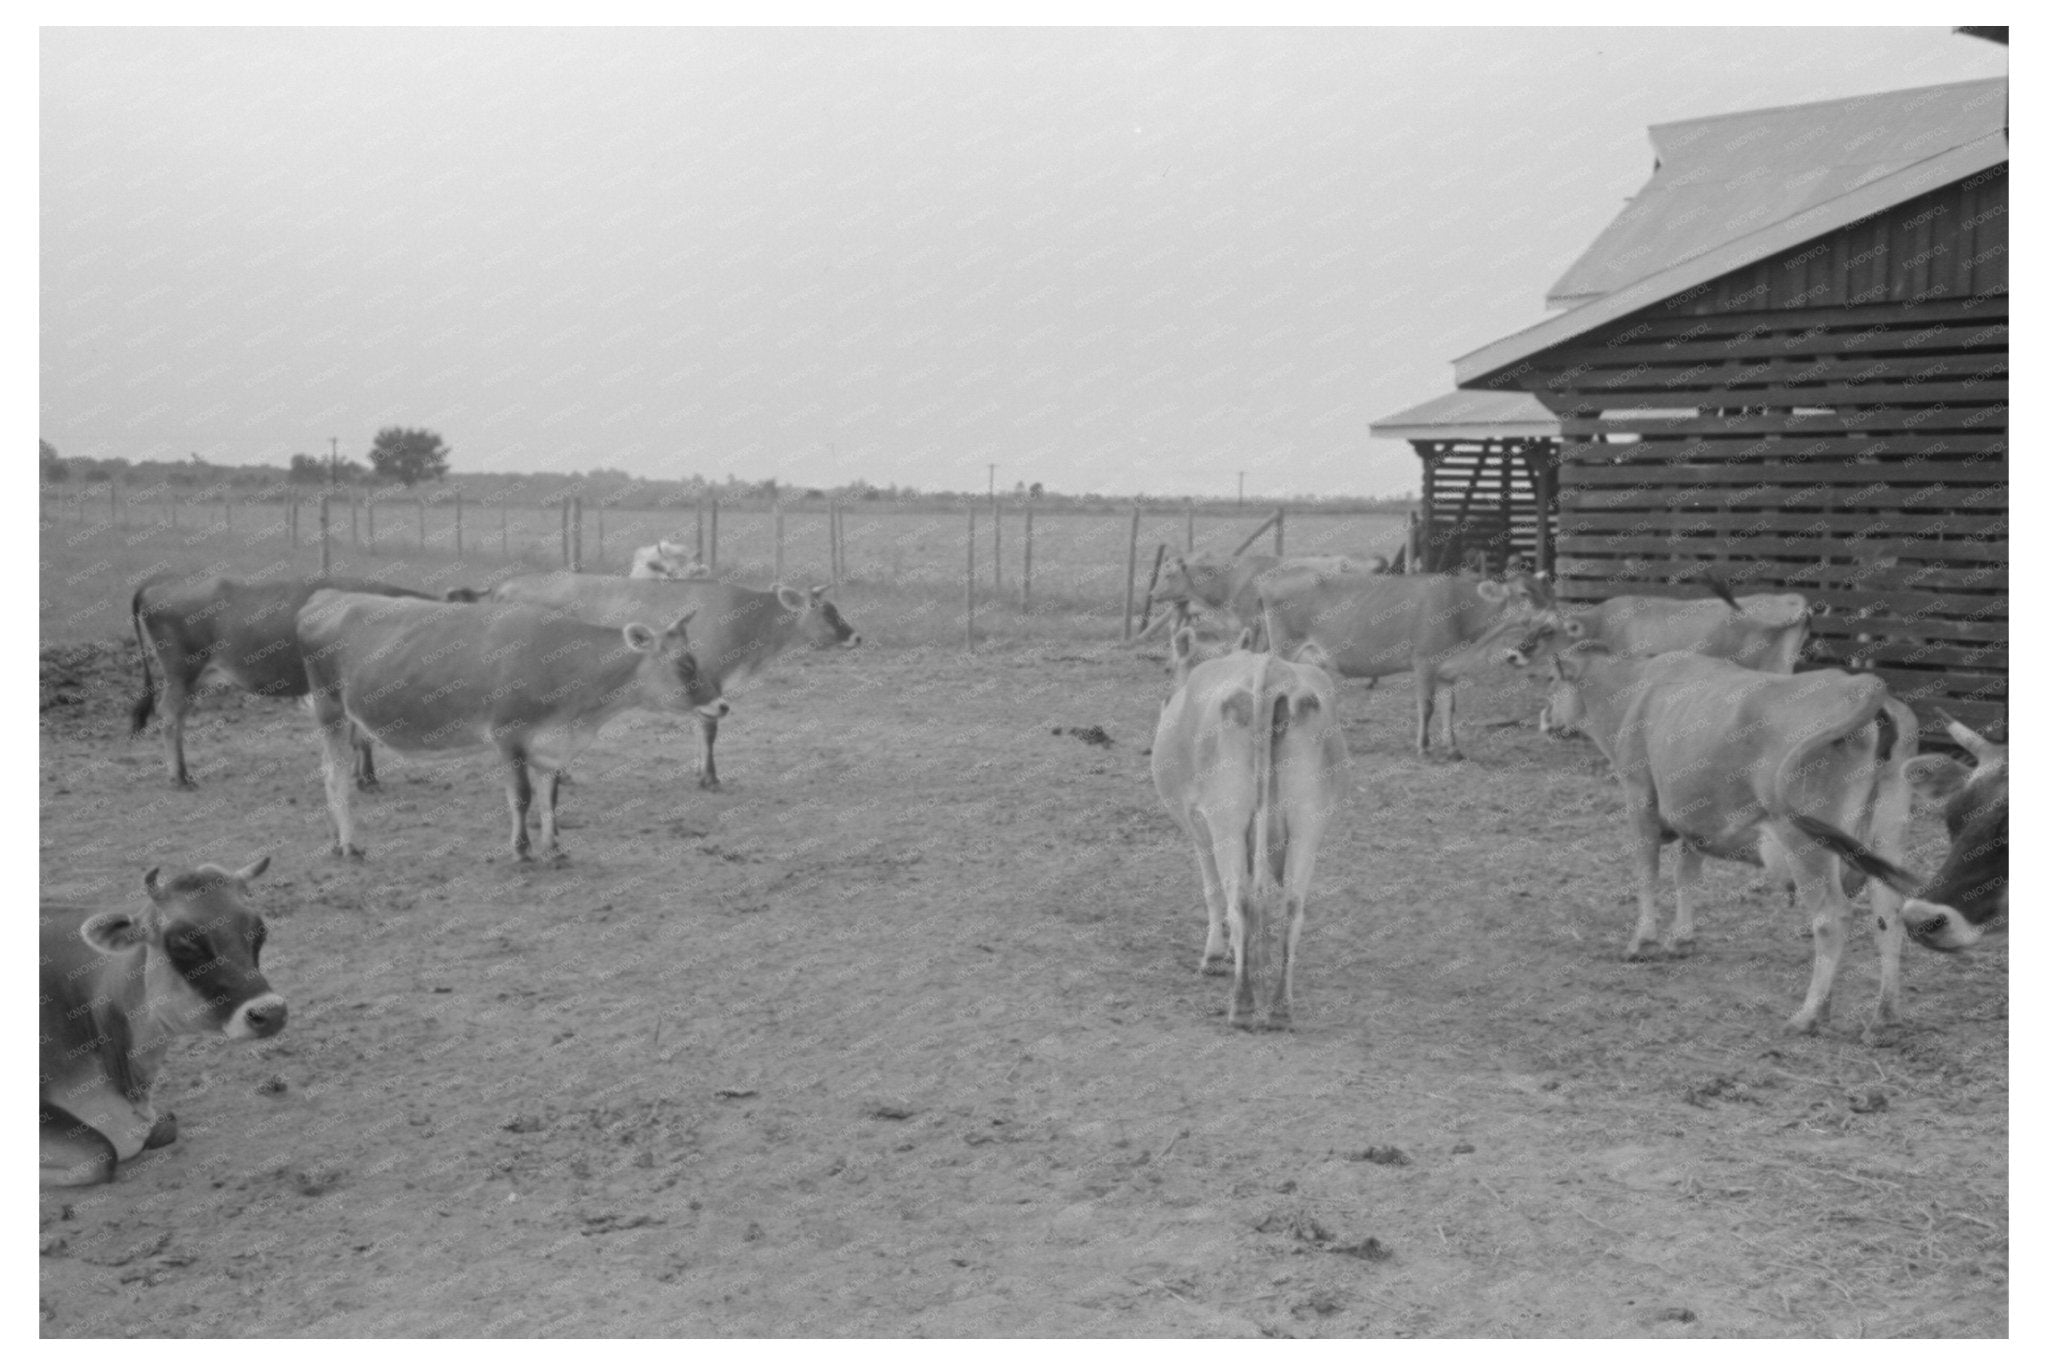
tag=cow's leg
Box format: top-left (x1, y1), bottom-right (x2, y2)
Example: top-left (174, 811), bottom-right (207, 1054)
top-left (1757, 827), bottom-right (1797, 909)
top-left (1864, 781), bottom-right (1913, 1031)
top-left (352, 723), bottom-right (380, 792)
top-left (1667, 842), bottom-right (1704, 955)
top-left (1784, 840), bottom-right (1850, 1034)
top-left (316, 707), bottom-right (364, 858)
top-left (1189, 824), bottom-right (1231, 975)
top-left (41, 1103), bottom-right (118, 1187)
top-left (1623, 800), bottom-right (1664, 960)
top-left (1412, 666), bottom-right (1435, 755)
top-left (160, 672), bottom-right (194, 788)
top-left (697, 711), bottom-right (722, 791)
top-left (534, 766), bottom-right (565, 864)
top-left (502, 751), bottom-right (535, 861)
top-left (1206, 815), bottom-right (1256, 1028)
top-left (1438, 680), bottom-right (1462, 759)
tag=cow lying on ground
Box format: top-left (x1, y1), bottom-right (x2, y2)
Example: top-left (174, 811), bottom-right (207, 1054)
top-left (1151, 629), bottom-right (1348, 1029)
top-left (1540, 643), bottom-right (1918, 1033)
top-left (1792, 713), bottom-right (2008, 952)
top-left (629, 540), bottom-right (713, 579)
top-left (41, 858), bottom-right (286, 1186)
top-left (1257, 570), bottom-right (1547, 757)
top-left (489, 573), bottom-right (859, 789)
top-left (296, 591), bottom-right (728, 861)
top-left (130, 575), bottom-right (447, 788)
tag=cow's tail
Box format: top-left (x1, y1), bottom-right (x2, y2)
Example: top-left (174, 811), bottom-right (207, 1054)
top-left (1769, 686), bottom-right (1912, 888)
top-left (128, 576), bottom-right (167, 734)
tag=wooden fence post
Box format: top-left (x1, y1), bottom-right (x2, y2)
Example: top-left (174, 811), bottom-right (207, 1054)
top-left (708, 498), bottom-right (719, 571)
top-left (828, 502), bottom-right (840, 580)
top-left (992, 494), bottom-right (1002, 594)
top-left (454, 490), bottom-right (463, 557)
top-left (416, 496), bottom-right (426, 551)
top-left (1185, 500), bottom-right (1194, 553)
top-left (319, 496), bottom-right (331, 575)
top-left (561, 500), bottom-right (570, 566)
top-left (1136, 543), bottom-right (1167, 635)
top-left (366, 496), bottom-right (376, 549)
top-left (1229, 510), bottom-right (1279, 557)
top-left (695, 497), bottom-right (706, 565)
top-left (596, 506), bottom-right (605, 567)
top-left (1022, 506), bottom-right (1033, 611)
top-left (500, 502), bottom-right (509, 559)
top-left (1273, 506), bottom-right (1285, 557)
top-left (965, 506), bottom-right (976, 652)
top-left (1122, 505), bottom-right (1141, 640)
top-left (571, 497), bottom-right (583, 571)
top-left (773, 501), bottom-right (785, 583)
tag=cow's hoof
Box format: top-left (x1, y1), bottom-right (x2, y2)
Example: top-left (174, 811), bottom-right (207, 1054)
top-left (699, 778), bottom-right (723, 792)
top-left (354, 778), bottom-right (380, 793)
top-left (330, 844), bottom-right (366, 861)
top-left (1266, 1010), bottom-right (1293, 1032)
top-left (1663, 937), bottom-right (1696, 957)
top-left (1783, 1012), bottom-right (1821, 1035)
top-left (1623, 943), bottom-right (1657, 962)
top-left (1227, 1013), bottom-right (1256, 1031)
top-left (1200, 956), bottom-right (1231, 977)
top-left (172, 778), bottom-right (196, 791)
top-left (144, 1112), bottom-right (178, 1149)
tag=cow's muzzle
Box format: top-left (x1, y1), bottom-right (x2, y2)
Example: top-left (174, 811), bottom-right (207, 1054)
top-left (226, 993), bottom-right (288, 1040)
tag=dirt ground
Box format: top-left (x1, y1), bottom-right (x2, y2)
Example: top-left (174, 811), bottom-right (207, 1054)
top-left (38, 629), bottom-right (2007, 1338)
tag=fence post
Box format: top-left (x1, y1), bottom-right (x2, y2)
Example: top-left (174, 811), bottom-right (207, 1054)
top-left (417, 496), bottom-right (426, 551)
top-left (454, 490), bottom-right (463, 557)
top-left (319, 496), bottom-right (331, 575)
top-left (828, 502), bottom-right (840, 580)
top-left (561, 500), bottom-right (570, 566)
top-left (708, 498), bottom-right (719, 571)
top-left (1185, 500), bottom-right (1194, 553)
top-left (500, 502), bottom-right (509, 559)
top-left (992, 494), bottom-right (1002, 593)
top-left (1122, 505), bottom-right (1141, 640)
top-left (695, 497), bottom-right (706, 565)
top-left (366, 495), bottom-right (376, 550)
top-left (595, 506), bottom-right (604, 567)
top-left (350, 493), bottom-right (360, 548)
top-left (1136, 543), bottom-right (1167, 635)
top-left (773, 501), bottom-right (785, 583)
top-left (1022, 506), bottom-right (1033, 611)
top-left (571, 497), bottom-right (584, 571)
top-left (111, 480), bottom-right (119, 526)
top-left (1274, 506), bottom-right (1285, 557)
top-left (964, 506), bottom-right (976, 652)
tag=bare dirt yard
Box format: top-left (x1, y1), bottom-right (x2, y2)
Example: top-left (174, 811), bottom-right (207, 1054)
top-left (39, 591), bottom-right (2006, 1337)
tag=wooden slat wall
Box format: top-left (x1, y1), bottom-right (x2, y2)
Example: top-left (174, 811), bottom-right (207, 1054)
top-left (1416, 440), bottom-right (1558, 574)
top-left (1525, 277), bottom-right (2008, 733)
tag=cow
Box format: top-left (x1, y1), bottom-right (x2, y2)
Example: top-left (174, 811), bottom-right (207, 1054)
top-left (1539, 643), bottom-right (1919, 1033)
top-left (1151, 628), bottom-right (1349, 1029)
top-left (629, 540), bottom-right (712, 580)
top-left (1256, 570), bottom-right (1548, 757)
top-left (296, 591), bottom-right (729, 862)
top-left (129, 574), bottom-right (446, 789)
top-left (1505, 587), bottom-right (1812, 731)
top-left (1792, 713), bottom-right (2008, 953)
top-left (1149, 551), bottom-right (1386, 638)
top-left (488, 573), bottom-right (860, 789)
top-left (41, 858), bottom-right (286, 1186)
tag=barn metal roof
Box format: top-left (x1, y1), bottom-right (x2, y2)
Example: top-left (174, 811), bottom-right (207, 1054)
top-left (1546, 77), bottom-right (2008, 308)
top-left (1369, 389), bottom-right (1557, 441)
top-left (1455, 77), bottom-right (2008, 389)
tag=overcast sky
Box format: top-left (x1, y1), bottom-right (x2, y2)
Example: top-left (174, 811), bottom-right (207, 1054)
top-left (40, 27), bottom-right (2006, 498)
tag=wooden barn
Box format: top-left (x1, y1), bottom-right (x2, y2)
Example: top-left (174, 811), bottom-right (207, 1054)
top-left (1392, 76), bottom-right (2007, 732)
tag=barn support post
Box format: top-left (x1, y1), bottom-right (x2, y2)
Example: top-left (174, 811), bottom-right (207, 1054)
top-left (319, 496), bottom-right (331, 575)
top-left (1419, 444), bottom-right (1437, 572)
top-left (964, 506), bottom-right (976, 653)
top-left (1122, 505), bottom-right (1142, 640)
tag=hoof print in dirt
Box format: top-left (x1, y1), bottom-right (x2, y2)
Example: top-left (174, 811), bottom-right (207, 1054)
top-left (1656, 1307), bottom-right (1699, 1324)
top-left (256, 1075), bottom-right (288, 1097)
top-left (292, 1168), bottom-right (343, 1197)
top-left (1050, 724), bottom-right (1113, 747)
top-left (1848, 1089), bottom-right (1889, 1114)
top-left (866, 1102), bottom-right (915, 1121)
top-left (503, 1114), bottom-right (547, 1134)
top-left (1344, 1145), bottom-right (1411, 1166)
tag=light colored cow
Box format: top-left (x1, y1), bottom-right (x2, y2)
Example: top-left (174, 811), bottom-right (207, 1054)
top-left (1151, 629), bottom-right (1348, 1029)
top-left (41, 858), bottom-right (286, 1186)
top-left (129, 574), bottom-right (446, 788)
top-left (1542, 644), bottom-right (1919, 1033)
top-left (296, 591), bottom-right (728, 861)
top-left (1146, 551), bottom-right (1387, 640)
top-left (1257, 571), bottom-right (1547, 756)
top-left (489, 573), bottom-right (859, 789)
top-left (1793, 713), bottom-right (2008, 952)
top-left (629, 540), bottom-right (712, 579)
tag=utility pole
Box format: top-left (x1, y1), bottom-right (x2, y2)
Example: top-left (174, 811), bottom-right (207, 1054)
top-left (988, 463), bottom-right (1000, 593)
top-left (1237, 471), bottom-right (1245, 511)
top-left (329, 436), bottom-right (339, 488)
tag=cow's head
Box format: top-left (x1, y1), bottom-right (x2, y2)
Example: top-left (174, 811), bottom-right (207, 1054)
top-left (624, 609), bottom-right (729, 718)
top-left (1538, 642), bottom-right (1611, 737)
top-left (775, 584), bottom-right (861, 649)
top-left (1895, 716), bottom-right (2008, 951)
top-left (631, 541), bottom-right (709, 580)
top-left (80, 858), bottom-right (287, 1041)
top-left (1167, 623), bottom-right (1257, 687)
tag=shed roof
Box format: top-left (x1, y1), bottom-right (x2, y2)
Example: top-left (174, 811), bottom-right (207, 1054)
top-left (1456, 76), bottom-right (2007, 388)
top-left (1546, 77), bottom-right (2007, 308)
top-left (1369, 389), bottom-right (1557, 441)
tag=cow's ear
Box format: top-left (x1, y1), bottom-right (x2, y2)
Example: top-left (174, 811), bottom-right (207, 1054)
top-left (235, 855), bottom-right (271, 885)
top-left (1904, 755), bottom-right (1970, 804)
top-left (81, 910), bottom-right (151, 955)
top-left (143, 867), bottom-right (168, 903)
top-left (775, 585), bottom-right (805, 611)
top-left (1235, 628), bottom-right (1257, 653)
top-left (809, 584), bottom-right (830, 600)
top-left (622, 623), bottom-right (659, 653)
top-left (1475, 580), bottom-right (1508, 603)
top-left (1171, 628), bottom-right (1196, 665)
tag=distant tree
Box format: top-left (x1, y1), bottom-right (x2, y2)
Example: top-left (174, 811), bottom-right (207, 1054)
top-left (40, 438), bottom-right (67, 482)
top-left (1029, 481), bottom-right (1044, 500)
top-left (367, 426), bottom-right (452, 487)
top-left (288, 453), bottom-right (326, 484)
